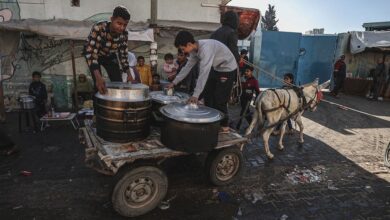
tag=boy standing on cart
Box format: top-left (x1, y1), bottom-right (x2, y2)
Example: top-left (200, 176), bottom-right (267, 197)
top-left (167, 31), bottom-right (237, 133)
top-left (83, 6), bottom-right (138, 94)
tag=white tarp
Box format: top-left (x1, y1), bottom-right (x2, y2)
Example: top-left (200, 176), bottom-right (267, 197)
top-left (0, 18), bottom-right (154, 41)
top-left (350, 31), bottom-right (390, 54)
top-left (128, 28), bottom-right (154, 42)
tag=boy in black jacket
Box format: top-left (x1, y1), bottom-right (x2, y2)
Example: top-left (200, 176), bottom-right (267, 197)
top-left (210, 10), bottom-right (240, 63)
top-left (29, 71), bottom-right (47, 117)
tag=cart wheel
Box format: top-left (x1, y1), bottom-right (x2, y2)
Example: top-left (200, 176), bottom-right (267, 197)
top-left (384, 142), bottom-right (390, 168)
top-left (112, 166), bottom-right (168, 217)
top-left (205, 147), bottom-right (244, 186)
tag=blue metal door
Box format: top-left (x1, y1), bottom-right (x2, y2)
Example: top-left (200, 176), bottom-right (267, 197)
top-left (296, 35), bottom-right (338, 85)
top-left (257, 31), bottom-right (301, 88)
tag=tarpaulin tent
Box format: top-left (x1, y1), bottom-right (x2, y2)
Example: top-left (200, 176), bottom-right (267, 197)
top-left (350, 31), bottom-right (390, 54)
top-left (0, 18), bottom-right (155, 112)
top-left (0, 18), bottom-right (154, 41)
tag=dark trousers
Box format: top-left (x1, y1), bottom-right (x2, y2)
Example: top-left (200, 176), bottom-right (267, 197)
top-left (0, 127), bottom-right (14, 149)
top-left (332, 75), bottom-right (345, 95)
top-left (36, 103), bottom-right (46, 118)
top-left (203, 69), bottom-right (235, 127)
top-left (88, 54), bottom-right (123, 87)
top-left (236, 97), bottom-right (252, 129)
top-left (373, 78), bottom-right (384, 99)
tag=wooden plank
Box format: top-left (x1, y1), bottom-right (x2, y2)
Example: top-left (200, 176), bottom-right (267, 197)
top-left (84, 121), bottom-right (108, 155)
top-left (110, 148), bottom-right (187, 163)
top-left (81, 128), bottom-right (93, 149)
top-left (81, 119), bottom-right (247, 163)
top-left (83, 120), bottom-right (183, 161)
top-left (216, 130), bottom-right (247, 149)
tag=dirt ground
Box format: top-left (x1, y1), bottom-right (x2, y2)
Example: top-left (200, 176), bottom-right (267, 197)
top-left (1, 92), bottom-right (390, 220)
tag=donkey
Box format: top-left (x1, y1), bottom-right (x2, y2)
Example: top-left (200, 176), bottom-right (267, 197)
top-left (244, 79), bottom-right (324, 160)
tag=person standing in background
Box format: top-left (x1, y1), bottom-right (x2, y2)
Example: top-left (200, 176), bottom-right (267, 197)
top-left (372, 57), bottom-right (386, 100)
top-left (29, 71), bottom-right (47, 117)
top-left (150, 74), bottom-right (162, 91)
top-left (236, 66), bottom-right (259, 130)
top-left (136, 56), bottom-right (152, 86)
top-left (163, 53), bottom-right (179, 82)
top-left (210, 10), bottom-right (240, 63)
top-left (331, 55), bottom-right (346, 98)
top-left (175, 49), bottom-right (198, 95)
top-left (239, 49), bottom-right (249, 77)
top-left (126, 51), bottom-right (141, 83)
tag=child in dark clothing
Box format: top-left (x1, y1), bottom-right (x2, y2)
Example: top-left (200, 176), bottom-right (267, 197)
top-left (29, 71), bottom-right (47, 117)
top-left (236, 66), bottom-right (260, 129)
top-left (273, 73), bottom-right (294, 135)
top-left (150, 74), bottom-right (162, 91)
top-left (283, 73), bottom-right (294, 132)
top-left (239, 49), bottom-right (249, 77)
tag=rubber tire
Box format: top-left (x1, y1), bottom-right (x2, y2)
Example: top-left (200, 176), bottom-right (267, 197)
top-left (384, 142), bottom-right (390, 168)
top-left (112, 166), bottom-right (168, 217)
top-left (205, 147), bottom-right (244, 186)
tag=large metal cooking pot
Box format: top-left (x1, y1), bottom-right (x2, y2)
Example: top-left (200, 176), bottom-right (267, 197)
top-left (149, 90), bottom-right (189, 125)
top-left (18, 95), bottom-right (36, 110)
top-left (95, 82), bottom-right (151, 143)
top-left (160, 103), bottom-right (223, 153)
top-left (150, 90), bottom-right (189, 105)
top-left (95, 82), bottom-right (150, 102)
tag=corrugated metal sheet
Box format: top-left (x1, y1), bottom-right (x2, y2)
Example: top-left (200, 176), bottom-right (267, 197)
top-left (251, 30), bottom-right (338, 88)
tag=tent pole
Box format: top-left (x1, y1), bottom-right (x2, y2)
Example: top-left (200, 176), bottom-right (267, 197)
top-left (0, 81), bottom-right (5, 122)
top-left (0, 58), bottom-right (5, 122)
top-left (71, 40), bottom-right (79, 112)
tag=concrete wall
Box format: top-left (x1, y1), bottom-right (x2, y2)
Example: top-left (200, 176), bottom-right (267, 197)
top-left (15, 0), bottom-right (221, 23)
top-left (157, 0), bottom-right (220, 23)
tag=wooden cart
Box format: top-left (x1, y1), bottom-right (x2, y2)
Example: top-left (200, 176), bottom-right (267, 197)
top-left (79, 120), bottom-right (247, 217)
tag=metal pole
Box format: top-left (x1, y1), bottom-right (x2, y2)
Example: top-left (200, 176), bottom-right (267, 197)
top-left (0, 82), bottom-right (5, 122)
top-left (0, 58), bottom-right (5, 122)
top-left (71, 40), bottom-right (79, 112)
top-left (150, 0), bottom-right (158, 27)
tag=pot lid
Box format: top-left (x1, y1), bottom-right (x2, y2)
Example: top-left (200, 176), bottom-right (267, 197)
top-left (19, 95), bottom-right (35, 101)
top-left (150, 91), bottom-right (189, 104)
top-left (104, 82), bottom-right (147, 90)
top-left (95, 82), bottom-right (150, 102)
top-left (160, 103), bottom-right (223, 123)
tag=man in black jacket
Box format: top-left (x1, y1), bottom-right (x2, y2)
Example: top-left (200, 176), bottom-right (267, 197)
top-left (373, 58), bottom-right (386, 100)
top-left (210, 10), bottom-right (240, 106)
top-left (210, 10), bottom-right (240, 63)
